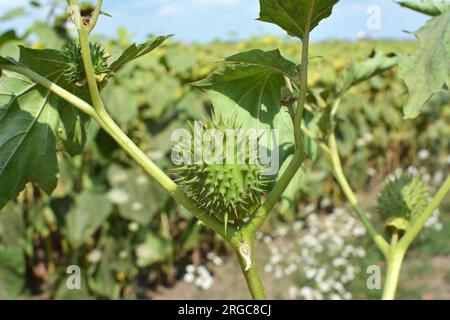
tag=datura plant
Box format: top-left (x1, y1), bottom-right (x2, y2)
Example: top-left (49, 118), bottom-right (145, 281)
top-left (0, 0), bottom-right (449, 300)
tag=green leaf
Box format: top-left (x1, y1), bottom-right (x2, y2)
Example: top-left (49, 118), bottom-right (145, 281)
top-left (0, 8), bottom-right (27, 22)
top-left (135, 233), bottom-right (173, 267)
top-left (337, 51), bottom-right (399, 94)
top-left (26, 21), bottom-right (66, 49)
top-left (109, 36), bottom-right (171, 72)
top-left (258, 0), bottom-right (339, 39)
top-left (397, 0), bottom-right (450, 16)
top-left (88, 237), bottom-right (123, 299)
top-left (65, 193), bottom-right (113, 249)
top-left (0, 203), bottom-right (24, 248)
top-left (102, 80), bottom-right (139, 124)
top-left (399, 12), bottom-right (450, 118)
top-left (106, 165), bottom-right (168, 226)
top-left (0, 30), bottom-right (20, 49)
top-left (0, 247), bottom-right (25, 299)
top-left (194, 49), bottom-right (297, 164)
top-left (0, 47), bottom-right (90, 209)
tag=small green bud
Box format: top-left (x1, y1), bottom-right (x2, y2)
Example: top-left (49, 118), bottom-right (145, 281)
top-left (173, 116), bottom-right (271, 231)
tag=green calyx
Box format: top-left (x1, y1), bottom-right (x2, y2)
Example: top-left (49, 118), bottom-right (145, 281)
top-left (173, 116), bottom-right (270, 230)
top-left (377, 174), bottom-right (430, 237)
top-left (63, 41), bottom-right (110, 87)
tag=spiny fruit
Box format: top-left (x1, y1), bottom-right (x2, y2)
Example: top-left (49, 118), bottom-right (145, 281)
top-left (377, 174), bottom-right (429, 237)
top-left (173, 116), bottom-right (270, 231)
top-left (63, 42), bottom-right (110, 87)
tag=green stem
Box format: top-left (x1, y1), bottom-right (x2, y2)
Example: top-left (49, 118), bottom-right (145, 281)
top-left (329, 133), bottom-right (390, 257)
top-left (0, 64), bottom-right (97, 118)
top-left (382, 233), bottom-right (405, 300)
top-left (243, 1), bottom-right (316, 237)
top-left (87, 0), bottom-right (104, 32)
top-left (293, 0), bottom-right (315, 149)
top-left (233, 240), bottom-right (266, 300)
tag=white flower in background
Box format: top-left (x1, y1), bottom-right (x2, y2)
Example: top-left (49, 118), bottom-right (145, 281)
top-left (418, 149), bottom-right (430, 161)
top-left (183, 264), bottom-right (214, 290)
top-left (128, 222), bottom-right (139, 232)
top-left (261, 206), bottom-right (368, 300)
top-left (425, 209), bottom-right (443, 231)
top-left (87, 249), bottom-right (102, 264)
top-left (207, 252), bottom-right (224, 266)
top-left (106, 188), bottom-right (130, 204)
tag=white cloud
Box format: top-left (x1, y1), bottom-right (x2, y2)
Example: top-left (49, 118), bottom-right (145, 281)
top-left (156, 4), bottom-right (181, 17)
top-left (0, 0), bottom-right (27, 10)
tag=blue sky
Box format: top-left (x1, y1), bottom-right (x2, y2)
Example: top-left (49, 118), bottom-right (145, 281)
top-left (1, 0), bottom-right (429, 42)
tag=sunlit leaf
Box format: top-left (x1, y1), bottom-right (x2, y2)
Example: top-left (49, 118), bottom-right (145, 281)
top-left (337, 51), bottom-right (399, 94)
top-left (258, 0), bottom-right (339, 39)
top-left (194, 49), bottom-right (298, 166)
top-left (110, 36), bottom-right (171, 72)
top-left (0, 48), bottom-right (90, 209)
top-left (399, 12), bottom-right (450, 118)
top-left (397, 0), bottom-right (450, 16)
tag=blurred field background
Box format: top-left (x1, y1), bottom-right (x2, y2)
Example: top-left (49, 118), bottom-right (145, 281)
top-left (0, 1), bottom-right (449, 300)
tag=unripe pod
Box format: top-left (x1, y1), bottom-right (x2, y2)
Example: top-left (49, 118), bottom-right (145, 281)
top-left (173, 116), bottom-right (270, 230)
top-left (377, 174), bottom-right (429, 237)
top-left (63, 42), bottom-right (110, 87)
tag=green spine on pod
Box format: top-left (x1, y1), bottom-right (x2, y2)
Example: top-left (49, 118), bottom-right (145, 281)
top-left (173, 116), bottom-right (270, 231)
top-left (377, 174), bottom-right (430, 237)
top-left (63, 41), bottom-right (110, 87)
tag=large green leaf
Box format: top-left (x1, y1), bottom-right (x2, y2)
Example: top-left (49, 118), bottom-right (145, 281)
top-left (0, 48), bottom-right (90, 209)
top-left (399, 12), bottom-right (450, 119)
top-left (194, 49), bottom-right (297, 166)
top-left (106, 165), bottom-right (168, 226)
top-left (0, 247), bottom-right (25, 299)
top-left (0, 8), bottom-right (27, 22)
top-left (65, 193), bottom-right (113, 249)
top-left (109, 36), bottom-right (171, 72)
top-left (398, 0), bottom-right (450, 16)
top-left (258, 0), bottom-right (339, 39)
top-left (337, 51), bottom-right (399, 94)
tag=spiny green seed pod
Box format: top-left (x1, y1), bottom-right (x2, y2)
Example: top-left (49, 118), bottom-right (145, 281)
top-left (173, 116), bottom-right (270, 231)
top-left (377, 174), bottom-right (430, 237)
top-left (63, 42), bottom-right (110, 87)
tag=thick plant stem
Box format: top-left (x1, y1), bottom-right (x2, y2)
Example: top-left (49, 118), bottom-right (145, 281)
top-left (329, 134), bottom-right (390, 257)
top-left (234, 241), bottom-right (267, 300)
top-left (382, 234), bottom-right (406, 300)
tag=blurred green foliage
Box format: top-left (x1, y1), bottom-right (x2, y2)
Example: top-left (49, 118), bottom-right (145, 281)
top-left (0, 1), bottom-right (448, 299)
